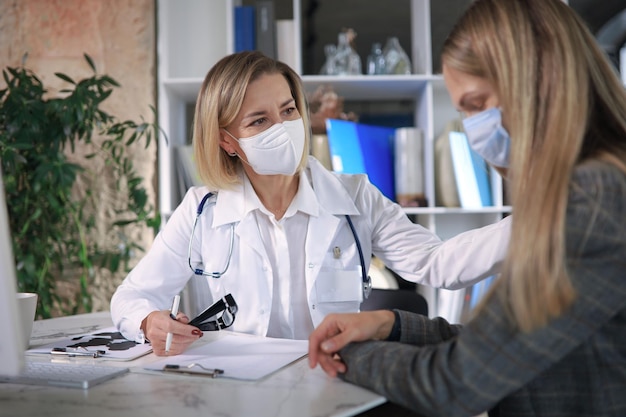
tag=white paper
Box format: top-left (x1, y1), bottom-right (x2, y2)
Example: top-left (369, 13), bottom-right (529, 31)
top-left (145, 332), bottom-right (308, 381)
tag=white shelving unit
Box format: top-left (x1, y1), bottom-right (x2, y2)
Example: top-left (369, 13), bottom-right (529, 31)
top-left (156, 0), bottom-right (511, 320)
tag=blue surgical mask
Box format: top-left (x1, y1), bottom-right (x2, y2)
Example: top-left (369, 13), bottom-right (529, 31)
top-left (462, 107), bottom-right (511, 168)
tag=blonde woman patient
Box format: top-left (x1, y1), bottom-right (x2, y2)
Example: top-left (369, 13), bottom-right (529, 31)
top-left (308, 0), bottom-right (626, 416)
top-left (111, 50), bottom-right (511, 356)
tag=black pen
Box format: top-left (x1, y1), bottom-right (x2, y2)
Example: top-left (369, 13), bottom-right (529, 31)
top-left (51, 347), bottom-right (105, 358)
top-left (163, 364), bottom-right (224, 378)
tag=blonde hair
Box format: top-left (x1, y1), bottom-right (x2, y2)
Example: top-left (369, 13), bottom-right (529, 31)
top-left (192, 51), bottom-right (311, 190)
top-left (442, 0), bottom-right (626, 331)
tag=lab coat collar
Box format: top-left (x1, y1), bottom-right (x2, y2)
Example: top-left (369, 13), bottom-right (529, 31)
top-left (287, 170), bottom-right (318, 218)
top-left (243, 167), bottom-right (320, 219)
top-left (212, 156), bottom-right (359, 227)
top-left (213, 172), bottom-right (281, 227)
top-left (306, 156), bottom-right (360, 216)
top-left (212, 175), bottom-right (245, 227)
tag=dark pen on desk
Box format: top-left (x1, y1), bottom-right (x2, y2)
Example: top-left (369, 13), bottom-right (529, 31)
top-left (163, 363), bottom-right (224, 378)
top-left (51, 347), bottom-right (106, 358)
top-left (165, 294), bottom-right (180, 354)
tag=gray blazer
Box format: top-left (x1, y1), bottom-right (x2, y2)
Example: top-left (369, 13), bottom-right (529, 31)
top-left (338, 159), bottom-right (626, 417)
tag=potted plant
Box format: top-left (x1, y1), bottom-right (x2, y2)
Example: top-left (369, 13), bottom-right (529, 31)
top-left (0, 54), bottom-right (162, 318)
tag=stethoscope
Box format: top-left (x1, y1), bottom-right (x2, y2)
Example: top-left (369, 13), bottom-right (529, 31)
top-left (187, 192), bottom-right (372, 299)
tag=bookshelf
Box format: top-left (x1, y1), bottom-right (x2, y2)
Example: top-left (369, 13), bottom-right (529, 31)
top-left (156, 0), bottom-right (511, 321)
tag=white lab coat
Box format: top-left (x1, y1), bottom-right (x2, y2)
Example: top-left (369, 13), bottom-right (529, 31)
top-left (111, 157), bottom-right (510, 342)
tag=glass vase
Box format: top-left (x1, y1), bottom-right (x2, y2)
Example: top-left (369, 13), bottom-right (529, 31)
top-left (382, 37), bottom-right (411, 75)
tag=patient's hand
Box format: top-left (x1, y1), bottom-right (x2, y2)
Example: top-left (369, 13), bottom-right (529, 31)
top-left (308, 310), bottom-right (395, 377)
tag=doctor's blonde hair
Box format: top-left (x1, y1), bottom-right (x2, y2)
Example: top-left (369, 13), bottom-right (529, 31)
top-left (442, 0), bottom-right (626, 331)
top-left (192, 51), bottom-right (311, 190)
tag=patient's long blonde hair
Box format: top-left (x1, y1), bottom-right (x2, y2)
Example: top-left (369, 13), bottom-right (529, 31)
top-left (442, 0), bottom-right (626, 331)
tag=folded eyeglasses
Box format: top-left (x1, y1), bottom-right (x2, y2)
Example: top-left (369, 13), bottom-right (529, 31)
top-left (188, 294), bottom-right (238, 331)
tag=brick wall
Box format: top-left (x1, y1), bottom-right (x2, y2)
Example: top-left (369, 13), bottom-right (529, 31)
top-left (0, 0), bottom-right (157, 313)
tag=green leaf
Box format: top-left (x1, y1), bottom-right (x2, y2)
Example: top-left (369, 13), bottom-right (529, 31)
top-left (84, 53), bottom-right (96, 73)
top-left (1, 54), bottom-right (160, 319)
top-left (55, 72), bottom-right (76, 85)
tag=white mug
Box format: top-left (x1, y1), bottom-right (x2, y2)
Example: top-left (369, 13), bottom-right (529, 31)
top-left (17, 292), bottom-right (38, 350)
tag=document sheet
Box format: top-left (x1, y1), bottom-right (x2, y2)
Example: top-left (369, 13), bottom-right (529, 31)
top-left (145, 332), bottom-right (308, 380)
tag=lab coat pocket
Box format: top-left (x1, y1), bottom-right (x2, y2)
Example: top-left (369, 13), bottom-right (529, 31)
top-left (316, 267), bottom-right (363, 303)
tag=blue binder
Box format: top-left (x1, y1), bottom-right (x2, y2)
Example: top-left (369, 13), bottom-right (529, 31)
top-left (325, 119), bottom-right (396, 201)
top-left (234, 6), bottom-right (255, 52)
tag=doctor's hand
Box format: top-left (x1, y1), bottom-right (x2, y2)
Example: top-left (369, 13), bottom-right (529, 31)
top-left (308, 310), bottom-right (395, 377)
top-left (142, 310), bottom-right (203, 356)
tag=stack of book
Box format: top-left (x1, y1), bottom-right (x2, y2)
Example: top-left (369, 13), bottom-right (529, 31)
top-left (234, 2), bottom-right (297, 69)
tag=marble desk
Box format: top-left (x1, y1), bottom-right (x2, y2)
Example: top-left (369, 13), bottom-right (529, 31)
top-left (0, 312), bottom-right (390, 417)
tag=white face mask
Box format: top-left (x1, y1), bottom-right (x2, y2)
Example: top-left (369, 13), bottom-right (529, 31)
top-left (225, 118), bottom-right (306, 175)
top-left (462, 107), bottom-right (511, 168)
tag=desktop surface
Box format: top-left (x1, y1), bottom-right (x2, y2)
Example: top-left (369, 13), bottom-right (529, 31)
top-left (0, 312), bottom-right (402, 417)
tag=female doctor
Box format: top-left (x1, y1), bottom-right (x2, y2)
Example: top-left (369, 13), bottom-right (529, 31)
top-left (110, 51), bottom-right (510, 356)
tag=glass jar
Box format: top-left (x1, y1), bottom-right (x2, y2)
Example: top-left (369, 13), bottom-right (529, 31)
top-left (319, 44), bottom-right (337, 75)
top-left (366, 42), bottom-right (386, 75)
top-left (332, 32), bottom-right (362, 75)
top-left (382, 37), bottom-right (411, 75)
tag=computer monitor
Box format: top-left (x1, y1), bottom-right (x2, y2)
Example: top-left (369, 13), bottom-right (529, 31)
top-left (0, 167), bottom-right (26, 376)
